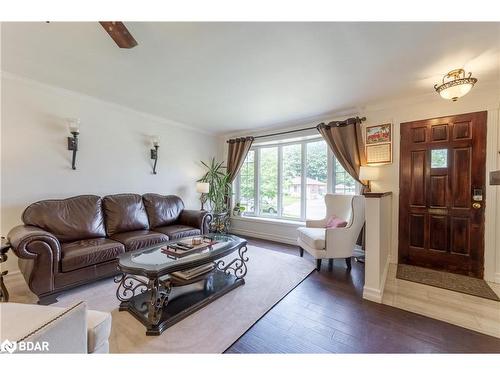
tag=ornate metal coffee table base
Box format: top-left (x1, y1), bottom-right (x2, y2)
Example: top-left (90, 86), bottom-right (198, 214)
top-left (116, 270), bottom-right (245, 335)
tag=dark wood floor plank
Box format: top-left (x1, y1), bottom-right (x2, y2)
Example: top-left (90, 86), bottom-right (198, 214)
top-left (225, 237), bottom-right (500, 353)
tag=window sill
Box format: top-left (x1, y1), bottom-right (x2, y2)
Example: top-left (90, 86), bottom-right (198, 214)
top-left (231, 215), bottom-right (305, 227)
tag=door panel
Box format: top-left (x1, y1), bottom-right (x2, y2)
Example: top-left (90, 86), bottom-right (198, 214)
top-left (410, 150), bottom-right (426, 207)
top-left (399, 111), bottom-right (486, 278)
top-left (451, 148), bottom-right (471, 208)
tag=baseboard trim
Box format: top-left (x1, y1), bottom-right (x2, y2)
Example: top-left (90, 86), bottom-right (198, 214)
top-left (229, 228), bottom-right (296, 246)
top-left (362, 286), bottom-right (383, 303)
top-left (494, 273), bottom-right (500, 284)
top-left (363, 256), bottom-right (390, 304)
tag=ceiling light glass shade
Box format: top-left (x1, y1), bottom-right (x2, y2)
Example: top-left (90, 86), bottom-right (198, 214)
top-left (434, 69), bottom-right (477, 101)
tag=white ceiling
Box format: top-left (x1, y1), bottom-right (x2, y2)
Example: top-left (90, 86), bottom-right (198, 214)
top-left (2, 22), bottom-right (499, 134)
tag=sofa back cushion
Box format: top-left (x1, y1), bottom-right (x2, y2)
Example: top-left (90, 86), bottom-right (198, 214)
top-left (142, 194), bottom-right (185, 228)
top-left (22, 195), bottom-right (106, 242)
top-left (102, 194), bottom-right (149, 236)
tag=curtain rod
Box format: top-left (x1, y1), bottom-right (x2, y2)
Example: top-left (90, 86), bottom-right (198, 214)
top-left (227, 116), bottom-right (366, 142)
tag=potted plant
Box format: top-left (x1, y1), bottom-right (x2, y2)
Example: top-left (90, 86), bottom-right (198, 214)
top-left (198, 158), bottom-right (232, 233)
top-left (232, 203), bottom-right (246, 216)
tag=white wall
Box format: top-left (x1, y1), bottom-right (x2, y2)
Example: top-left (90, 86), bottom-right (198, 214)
top-left (363, 194), bottom-right (392, 302)
top-left (225, 84), bottom-right (500, 282)
top-left (1, 73), bottom-right (221, 272)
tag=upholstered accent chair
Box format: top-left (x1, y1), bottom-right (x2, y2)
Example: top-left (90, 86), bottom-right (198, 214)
top-left (297, 194), bottom-right (365, 271)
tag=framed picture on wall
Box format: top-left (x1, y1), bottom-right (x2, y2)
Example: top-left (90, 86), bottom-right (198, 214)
top-left (365, 123), bottom-right (392, 165)
top-left (366, 123), bottom-right (391, 144)
top-left (366, 143), bottom-right (392, 164)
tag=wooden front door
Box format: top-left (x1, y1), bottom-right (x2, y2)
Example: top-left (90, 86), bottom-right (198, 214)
top-left (398, 111), bottom-right (487, 278)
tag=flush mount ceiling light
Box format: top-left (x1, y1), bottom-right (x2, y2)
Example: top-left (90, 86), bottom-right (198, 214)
top-left (434, 69), bottom-right (477, 101)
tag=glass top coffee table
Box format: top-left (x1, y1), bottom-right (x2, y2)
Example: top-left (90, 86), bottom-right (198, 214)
top-left (115, 233), bottom-right (248, 335)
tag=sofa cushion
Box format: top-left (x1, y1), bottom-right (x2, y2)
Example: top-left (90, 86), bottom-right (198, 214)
top-left (22, 195), bottom-right (106, 242)
top-left (61, 238), bottom-right (125, 272)
top-left (86, 309), bottom-right (112, 354)
top-left (142, 194), bottom-right (185, 228)
top-left (110, 230), bottom-right (169, 252)
top-left (297, 227), bottom-right (326, 250)
top-left (153, 225), bottom-right (201, 240)
top-left (103, 194), bottom-right (149, 236)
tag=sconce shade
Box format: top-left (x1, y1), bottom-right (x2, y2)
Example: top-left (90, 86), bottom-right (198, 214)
top-left (359, 166), bottom-right (379, 181)
top-left (151, 136), bottom-right (160, 147)
top-left (68, 118), bottom-right (80, 134)
top-left (196, 182), bottom-right (210, 194)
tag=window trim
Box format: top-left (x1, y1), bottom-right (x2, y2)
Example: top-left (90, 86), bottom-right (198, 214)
top-left (234, 135), bottom-right (357, 222)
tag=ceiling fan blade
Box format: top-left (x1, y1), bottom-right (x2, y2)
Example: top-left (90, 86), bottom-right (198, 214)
top-left (99, 21), bottom-right (138, 49)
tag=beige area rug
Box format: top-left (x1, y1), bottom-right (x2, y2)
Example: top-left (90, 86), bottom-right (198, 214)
top-left (397, 264), bottom-right (500, 302)
top-left (5, 245), bottom-right (315, 353)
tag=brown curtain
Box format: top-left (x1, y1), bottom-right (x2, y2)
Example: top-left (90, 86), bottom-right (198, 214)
top-left (317, 118), bottom-right (367, 249)
top-left (226, 136), bottom-right (254, 183)
top-left (316, 118), bottom-right (369, 193)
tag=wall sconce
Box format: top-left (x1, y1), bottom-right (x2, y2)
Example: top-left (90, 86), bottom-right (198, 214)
top-left (67, 119), bottom-right (80, 170)
top-left (150, 136), bottom-right (160, 174)
top-left (196, 182), bottom-right (210, 211)
top-left (359, 166), bottom-right (379, 192)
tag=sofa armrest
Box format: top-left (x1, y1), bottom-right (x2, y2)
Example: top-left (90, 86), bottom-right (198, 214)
top-left (7, 225), bottom-right (61, 297)
top-left (177, 210), bottom-right (213, 234)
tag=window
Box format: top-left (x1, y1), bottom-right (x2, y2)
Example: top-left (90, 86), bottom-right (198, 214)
top-left (333, 158), bottom-right (356, 195)
top-left (431, 149), bottom-right (448, 168)
top-left (259, 147), bottom-right (278, 216)
top-left (306, 140), bottom-right (328, 220)
top-left (235, 135), bottom-right (357, 222)
top-left (239, 150), bottom-right (255, 214)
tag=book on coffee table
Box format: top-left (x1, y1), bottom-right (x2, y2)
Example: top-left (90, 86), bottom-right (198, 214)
top-left (161, 239), bottom-right (218, 258)
top-left (171, 263), bottom-right (215, 280)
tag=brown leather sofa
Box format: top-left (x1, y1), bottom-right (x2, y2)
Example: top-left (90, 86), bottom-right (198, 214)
top-left (7, 193), bottom-right (212, 304)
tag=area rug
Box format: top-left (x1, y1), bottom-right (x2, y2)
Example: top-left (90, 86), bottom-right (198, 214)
top-left (5, 245), bottom-right (315, 353)
top-left (396, 264), bottom-right (500, 302)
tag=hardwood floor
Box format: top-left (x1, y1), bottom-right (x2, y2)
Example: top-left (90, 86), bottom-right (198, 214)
top-left (225, 237), bottom-right (500, 353)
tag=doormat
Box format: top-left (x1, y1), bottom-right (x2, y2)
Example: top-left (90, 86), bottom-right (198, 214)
top-left (397, 264), bottom-right (500, 302)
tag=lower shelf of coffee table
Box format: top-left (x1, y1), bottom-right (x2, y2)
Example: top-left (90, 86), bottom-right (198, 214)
top-left (119, 269), bottom-right (244, 335)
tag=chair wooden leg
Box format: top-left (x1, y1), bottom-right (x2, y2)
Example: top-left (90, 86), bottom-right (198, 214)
top-left (328, 259), bottom-right (333, 271)
top-left (299, 247), bottom-right (304, 257)
top-left (316, 259), bottom-right (322, 271)
top-left (345, 257), bottom-right (352, 271)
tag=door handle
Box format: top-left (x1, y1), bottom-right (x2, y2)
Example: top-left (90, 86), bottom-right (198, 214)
top-left (472, 202), bottom-right (481, 209)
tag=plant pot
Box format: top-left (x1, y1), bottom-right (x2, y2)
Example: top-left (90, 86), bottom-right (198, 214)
top-left (210, 211), bottom-right (231, 234)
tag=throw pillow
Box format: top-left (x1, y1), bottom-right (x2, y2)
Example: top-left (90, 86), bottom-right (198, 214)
top-left (325, 215), bottom-right (348, 228)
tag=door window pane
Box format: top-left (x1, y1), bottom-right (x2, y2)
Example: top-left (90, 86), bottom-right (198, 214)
top-left (431, 149), bottom-right (448, 168)
top-left (333, 158), bottom-right (356, 194)
top-left (306, 141), bottom-right (328, 220)
top-left (259, 147), bottom-right (278, 216)
top-left (282, 144), bottom-right (302, 218)
top-left (239, 150), bottom-right (255, 215)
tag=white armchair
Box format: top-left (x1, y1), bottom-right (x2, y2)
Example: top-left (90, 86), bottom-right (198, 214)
top-left (297, 194), bottom-right (365, 271)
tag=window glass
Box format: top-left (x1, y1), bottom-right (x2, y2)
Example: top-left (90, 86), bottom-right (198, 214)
top-left (282, 144), bottom-right (302, 218)
top-left (333, 158), bottom-right (356, 195)
top-left (259, 147), bottom-right (278, 216)
top-left (239, 150), bottom-right (255, 215)
top-left (306, 140), bottom-right (328, 220)
top-left (431, 149), bottom-right (448, 168)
